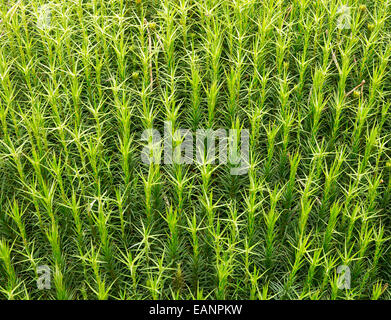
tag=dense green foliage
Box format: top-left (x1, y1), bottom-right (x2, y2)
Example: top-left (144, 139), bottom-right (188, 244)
top-left (0, 0), bottom-right (390, 299)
